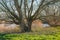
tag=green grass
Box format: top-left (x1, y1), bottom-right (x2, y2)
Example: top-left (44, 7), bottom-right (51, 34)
top-left (0, 27), bottom-right (60, 40)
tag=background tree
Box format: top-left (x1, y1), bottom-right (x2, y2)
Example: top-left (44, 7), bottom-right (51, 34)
top-left (42, 5), bottom-right (60, 26)
top-left (0, 0), bottom-right (60, 32)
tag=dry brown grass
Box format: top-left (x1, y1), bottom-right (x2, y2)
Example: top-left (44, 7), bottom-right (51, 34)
top-left (0, 24), bottom-right (21, 33)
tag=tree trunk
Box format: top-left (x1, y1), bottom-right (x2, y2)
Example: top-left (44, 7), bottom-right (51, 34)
top-left (24, 21), bottom-right (32, 32)
top-left (20, 21), bottom-right (32, 32)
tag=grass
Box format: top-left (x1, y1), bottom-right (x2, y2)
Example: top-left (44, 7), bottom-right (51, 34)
top-left (0, 26), bottom-right (60, 40)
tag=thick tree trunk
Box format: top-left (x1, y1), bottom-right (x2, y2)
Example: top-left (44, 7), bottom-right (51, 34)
top-left (24, 21), bottom-right (32, 32)
top-left (20, 21), bottom-right (32, 32)
top-left (25, 23), bottom-right (32, 32)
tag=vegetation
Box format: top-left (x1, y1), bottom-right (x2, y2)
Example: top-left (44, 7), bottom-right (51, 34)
top-left (0, 0), bottom-right (60, 40)
top-left (0, 27), bottom-right (60, 40)
top-left (0, 0), bottom-right (60, 32)
top-left (42, 5), bottom-right (60, 26)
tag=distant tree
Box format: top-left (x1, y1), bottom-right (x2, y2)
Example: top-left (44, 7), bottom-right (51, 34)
top-left (43, 5), bottom-right (60, 26)
top-left (0, 0), bottom-right (60, 32)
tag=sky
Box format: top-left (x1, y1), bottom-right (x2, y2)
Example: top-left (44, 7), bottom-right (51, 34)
top-left (0, 0), bottom-right (60, 15)
top-left (0, 0), bottom-right (41, 11)
top-left (0, 0), bottom-right (41, 16)
top-left (0, 0), bottom-right (60, 18)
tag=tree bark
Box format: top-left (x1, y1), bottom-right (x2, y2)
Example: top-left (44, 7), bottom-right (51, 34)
top-left (20, 21), bottom-right (32, 33)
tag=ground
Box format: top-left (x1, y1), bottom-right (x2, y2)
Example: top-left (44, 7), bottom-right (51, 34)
top-left (0, 26), bottom-right (60, 40)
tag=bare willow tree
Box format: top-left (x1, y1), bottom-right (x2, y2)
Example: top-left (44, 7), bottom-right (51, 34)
top-left (0, 0), bottom-right (60, 32)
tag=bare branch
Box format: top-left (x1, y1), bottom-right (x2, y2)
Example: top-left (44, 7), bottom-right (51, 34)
top-left (28, 0), bottom-right (34, 18)
top-left (32, 0), bottom-right (59, 20)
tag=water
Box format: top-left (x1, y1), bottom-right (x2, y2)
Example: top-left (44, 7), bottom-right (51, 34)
top-left (42, 24), bottom-right (50, 27)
